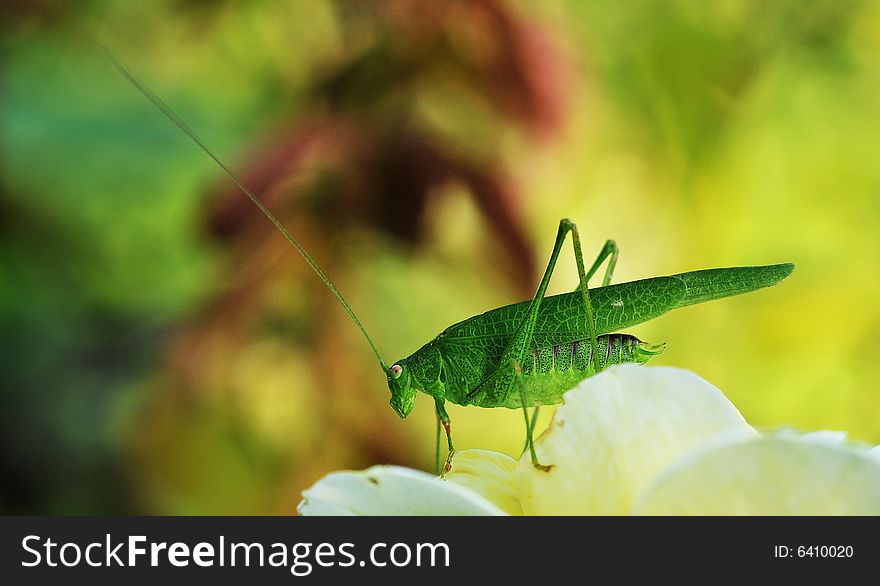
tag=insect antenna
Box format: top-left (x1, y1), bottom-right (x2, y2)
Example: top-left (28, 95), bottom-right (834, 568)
top-left (105, 49), bottom-right (390, 372)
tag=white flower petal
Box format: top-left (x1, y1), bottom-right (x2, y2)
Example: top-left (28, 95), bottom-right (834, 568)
top-left (636, 437), bottom-right (880, 515)
top-left (444, 450), bottom-right (522, 515)
top-left (773, 428), bottom-right (849, 446)
top-left (516, 365), bottom-right (755, 515)
top-left (297, 465), bottom-right (508, 516)
top-left (798, 430), bottom-right (849, 445)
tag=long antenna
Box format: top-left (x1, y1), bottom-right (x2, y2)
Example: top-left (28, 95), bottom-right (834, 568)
top-left (106, 48), bottom-right (390, 371)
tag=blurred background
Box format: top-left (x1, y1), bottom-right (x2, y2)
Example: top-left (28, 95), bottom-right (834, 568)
top-left (1, 0), bottom-right (878, 514)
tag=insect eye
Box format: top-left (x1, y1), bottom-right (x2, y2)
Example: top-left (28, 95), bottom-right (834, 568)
top-left (390, 364), bottom-right (403, 379)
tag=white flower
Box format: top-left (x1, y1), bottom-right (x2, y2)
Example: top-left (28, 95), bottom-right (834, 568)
top-left (635, 436), bottom-right (880, 515)
top-left (298, 365), bottom-right (880, 515)
top-left (515, 365), bottom-right (756, 514)
top-left (442, 449), bottom-right (522, 515)
top-left (297, 466), bottom-right (506, 516)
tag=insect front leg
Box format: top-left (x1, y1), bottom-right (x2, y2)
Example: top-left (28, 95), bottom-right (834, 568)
top-left (435, 412), bottom-right (442, 476)
top-left (435, 399), bottom-right (455, 475)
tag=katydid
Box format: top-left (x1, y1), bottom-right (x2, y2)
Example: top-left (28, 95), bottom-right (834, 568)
top-left (110, 53), bottom-right (794, 475)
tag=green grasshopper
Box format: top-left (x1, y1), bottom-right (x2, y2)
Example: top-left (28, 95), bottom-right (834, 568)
top-left (110, 54), bottom-right (794, 474)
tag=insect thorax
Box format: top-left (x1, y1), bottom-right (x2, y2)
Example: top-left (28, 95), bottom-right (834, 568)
top-left (398, 343), bottom-right (444, 397)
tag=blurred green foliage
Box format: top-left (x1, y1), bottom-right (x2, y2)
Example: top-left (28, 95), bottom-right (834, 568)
top-left (1, 0), bottom-right (878, 514)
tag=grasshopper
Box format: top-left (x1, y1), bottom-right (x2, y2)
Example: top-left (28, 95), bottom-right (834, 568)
top-left (110, 53), bottom-right (794, 474)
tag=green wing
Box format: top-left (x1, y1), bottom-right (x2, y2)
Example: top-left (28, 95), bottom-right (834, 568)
top-left (438, 263), bottom-right (794, 349)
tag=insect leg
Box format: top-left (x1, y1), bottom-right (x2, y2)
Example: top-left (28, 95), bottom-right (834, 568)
top-left (435, 412), bottom-right (442, 476)
top-left (565, 221), bottom-right (605, 371)
top-left (522, 407), bottom-right (541, 455)
top-left (435, 399), bottom-right (455, 474)
top-left (529, 406), bottom-right (541, 436)
top-left (574, 239), bottom-right (620, 290)
top-left (466, 218), bottom-right (601, 404)
top-left (512, 360), bottom-right (552, 471)
top-left (596, 239), bottom-right (619, 286)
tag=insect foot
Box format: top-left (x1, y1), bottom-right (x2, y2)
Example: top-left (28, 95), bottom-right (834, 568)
top-left (443, 450), bottom-right (456, 475)
top-left (532, 461), bottom-right (554, 473)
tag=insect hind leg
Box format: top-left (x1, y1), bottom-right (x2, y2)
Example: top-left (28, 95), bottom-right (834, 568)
top-left (575, 239), bottom-right (619, 291)
top-left (466, 218), bottom-right (603, 405)
top-left (512, 360), bottom-right (552, 471)
top-left (522, 406), bottom-right (541, 455)
top-left (563, 220), bottom-right (604, 371)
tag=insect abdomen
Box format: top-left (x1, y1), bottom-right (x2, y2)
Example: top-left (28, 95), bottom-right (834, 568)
top-left (523, 334), bottom-right (629, 375)
top-left (505, 334), bottom-right (660, 408)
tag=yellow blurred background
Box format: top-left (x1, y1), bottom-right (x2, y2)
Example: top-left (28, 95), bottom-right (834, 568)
top-left (1, 0), bottom-right (878, 514)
